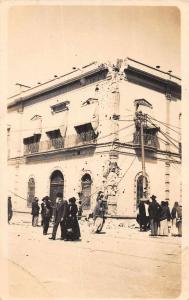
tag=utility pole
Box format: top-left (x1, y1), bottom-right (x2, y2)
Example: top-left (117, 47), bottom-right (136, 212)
top-left (140, 112), bottom-right (146, 199)
top-left (136, 111), bottom-right (147, 200)
top-left (165, 91), bottom-right (171, 201)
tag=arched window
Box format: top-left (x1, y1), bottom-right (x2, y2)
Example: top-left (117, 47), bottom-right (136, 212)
top-left (81, 173), bottom-right (92, 209)
top-left (50, 170), bottom-right (64, 204)
top-left (136, 175), bottom-right (148, 206)
top-left (27, 177), bottom-right (35, 207)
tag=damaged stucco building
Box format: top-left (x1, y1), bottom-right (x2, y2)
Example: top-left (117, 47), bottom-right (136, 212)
top-left (7, 58), bottom-right (181, 217)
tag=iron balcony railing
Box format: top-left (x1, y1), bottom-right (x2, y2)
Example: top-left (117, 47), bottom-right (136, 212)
top-left (133, 132), bottom-right (160, 149)
top-left (24, 133), bottom-right (97, 155)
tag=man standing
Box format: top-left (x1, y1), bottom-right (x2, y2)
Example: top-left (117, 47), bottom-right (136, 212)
top-left (31, 197), bottom-right (40, 227)
top-left (8, 196), bottom-right (13, 224)
top-left (159, 201), bottom-right (171, 236)
top-left (148, 195), bottom-right (160, 236)
top-left (138, 200), bottom-right (147, 231)
top-left (176, 204), bottom-right (182, 237)
top-left (42, 196), bottom-right (53, 235)
top-left (49, 193), bottom-right (68, 240)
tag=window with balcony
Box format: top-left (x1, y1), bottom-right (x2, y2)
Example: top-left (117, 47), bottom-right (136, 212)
top-left (23, 134), bottom-right (41, 153)
top-left (46, 129), bottom-right (64, 149)
top-left (133, 127), bottom-right (160, 150)
top-left (74, 123), bottom-right (97, 142)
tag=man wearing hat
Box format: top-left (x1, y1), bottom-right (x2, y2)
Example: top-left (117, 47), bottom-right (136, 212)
top-left (148, 195), bottom-right (161, 236)
top-left (49, 193), bottom-right (68, 240)
top-left (31, 197), bottom-right (40, 227)
top-left (8, 196), bottom-right (13, 224)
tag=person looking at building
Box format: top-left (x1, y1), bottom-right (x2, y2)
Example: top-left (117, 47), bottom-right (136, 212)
top-left (159, 201), bottom-right (171, 236)
top-left (148, 195), bottom-right (161, 237)
top-left (31, 197), bottom-right (40, 227)
top-left (92, 191), bottom-right (106, 233)
top-left (65, 197), bottom-right (81, 241)
top-left (49, 193), bottom-right (68, 240)
top-left (42, 196), bottom-right (53, 235)
top-left (8, 196), bottom-right (13, 224)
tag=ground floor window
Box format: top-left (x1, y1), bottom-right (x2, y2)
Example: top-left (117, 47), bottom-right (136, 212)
top-left (27, 177), bottom-right (35, 207)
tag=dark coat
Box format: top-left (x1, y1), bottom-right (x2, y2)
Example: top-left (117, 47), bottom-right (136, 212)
top-left (171, 206), bottom-right (177, 219)
top-left (54, 200), bottom-right (68, 223)
top-left (176, 206), bottom-right (182, 220)
top-left (42, 200), bottom-right (53, 219)
top-left (31, 202), bottom-right (40, 216)
top-left (66, 203), bottom-right (81, 240)
top-left (8, 198), bottom-right (12, 212)
top-left (138, 201), bottom-right (147, 226)
top-left (159, 205), bottom-right (171, 221)
top-left (148, 200), bottom-right (161, 221)
top-left (8, 198), bottom-right (13, 222)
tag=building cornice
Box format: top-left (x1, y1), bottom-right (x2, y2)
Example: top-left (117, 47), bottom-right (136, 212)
top-left (8, 141), bottom-right (181, 163)
top-left (8, 65), bottom-right (108, 109)
top-left (124, 65), bottom-right (181, 99)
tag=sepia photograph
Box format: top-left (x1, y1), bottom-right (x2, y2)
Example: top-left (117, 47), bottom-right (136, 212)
top-left (1, 2), bottom-right (187, 299)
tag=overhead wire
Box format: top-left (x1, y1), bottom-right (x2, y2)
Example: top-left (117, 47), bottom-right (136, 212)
top-left (8, 112), bottom-right (181, 203)
top-left (146, 116), bottom-right (180, 149)
top-left (117, 156), bottom-right (136, 186)
top-left (148, 115), bottom-right (181, 130)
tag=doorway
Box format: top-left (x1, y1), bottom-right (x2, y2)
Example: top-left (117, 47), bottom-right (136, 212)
top-left (136, 175), bottom-right (148, 206)
top-left (81, 173), bottom-right (92, 209)
top-left (50, 170), bottom-right (64, 204)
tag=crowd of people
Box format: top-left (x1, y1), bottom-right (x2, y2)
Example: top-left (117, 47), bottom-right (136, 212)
top-left (8, 193), bottom-right (182, 238)
top-left (30, 191), bottom-right (107, 241)
top-left (137, 195), bottom-right (182, 237)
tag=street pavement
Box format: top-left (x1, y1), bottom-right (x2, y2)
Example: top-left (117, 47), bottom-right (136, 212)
top-left (6, 213), bottom-right (181, 299)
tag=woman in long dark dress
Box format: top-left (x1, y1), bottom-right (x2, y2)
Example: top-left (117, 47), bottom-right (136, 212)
top-left (66, 197), bottom-right (81, 241)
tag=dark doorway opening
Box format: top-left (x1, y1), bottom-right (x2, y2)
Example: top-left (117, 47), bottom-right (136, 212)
top-left (136, 175), bottom-right (148, 206)
top-left (50, 170), bottom-right (64, 205)
top-left (81, 173), bottom-right (92, 210)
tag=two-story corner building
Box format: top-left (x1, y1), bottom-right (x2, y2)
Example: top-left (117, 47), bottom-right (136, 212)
top-left (7, 58), bottom-right (181, 217)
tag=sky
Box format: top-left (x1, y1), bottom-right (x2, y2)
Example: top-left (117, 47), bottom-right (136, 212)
top-left (8, 5), bottom-right (180, 96)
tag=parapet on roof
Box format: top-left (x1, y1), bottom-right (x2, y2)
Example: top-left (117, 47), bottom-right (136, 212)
top-left (8, 58), bottom-right (181, 108)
